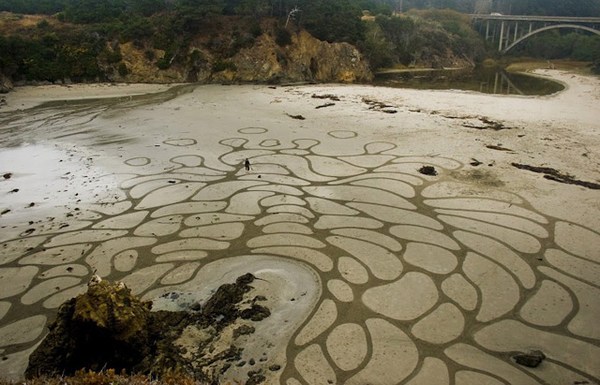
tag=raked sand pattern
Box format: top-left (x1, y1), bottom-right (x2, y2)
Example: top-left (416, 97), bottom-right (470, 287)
top-left (1, 83), bottom-right (600, 385)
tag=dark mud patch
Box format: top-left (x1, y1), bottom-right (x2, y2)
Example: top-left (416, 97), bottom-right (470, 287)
top-left (512, 163), bottom-right (600, 190)
top-left (362, 98), bottom-right (398, 114)
top-left (451, 169), bottom-right (505, 187)
top-left (315, 102), bottom-right (335, 109)
top-left (285, 113), bottom-right (305, 120)
top-left (461, 116), bottom-right (509, 130)
top-left (486, 144), bottom-right (515, 152)
top-left (311, 94), bottom-right (340, 101)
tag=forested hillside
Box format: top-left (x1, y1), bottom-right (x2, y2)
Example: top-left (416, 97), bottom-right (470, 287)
top-left (0, 0), bottom-right (487, 86)
top-left (0, 0), bottom-right (599, 89)
top-left (2, 0), bottom-right (599, 18)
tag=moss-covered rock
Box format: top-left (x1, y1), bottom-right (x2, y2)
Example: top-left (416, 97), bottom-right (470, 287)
top-left (26, 275), bottom-right (266, 382)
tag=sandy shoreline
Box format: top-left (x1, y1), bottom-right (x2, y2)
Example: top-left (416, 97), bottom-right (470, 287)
top-left (0, 70), bottom-right (599, 384)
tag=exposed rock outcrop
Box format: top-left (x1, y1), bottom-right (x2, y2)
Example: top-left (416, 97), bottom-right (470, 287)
top-left (220, 30), bottom-right (372, 84)
top-left (25, 275), bottom-right (269, 383)
top-left (105, 26), bottom-right (372, 85)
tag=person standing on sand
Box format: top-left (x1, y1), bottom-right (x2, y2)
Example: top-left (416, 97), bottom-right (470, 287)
top-left (244, 158), bottom-right (251, 171)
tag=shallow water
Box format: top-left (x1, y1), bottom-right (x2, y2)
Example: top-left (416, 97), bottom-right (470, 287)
top-left (374, 67), bottom-right (565, 95)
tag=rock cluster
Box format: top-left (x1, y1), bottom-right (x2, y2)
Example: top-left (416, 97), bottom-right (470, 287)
top-left (25, 275), bottom-right (270, 383)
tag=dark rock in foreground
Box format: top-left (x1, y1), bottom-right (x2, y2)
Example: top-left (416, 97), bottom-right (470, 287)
top-left (418, 165), bottom-right (438, 176)
top-left (513, 350), bottom-right (546, 368)
top-left (26, 274), bottom-right (267, 382)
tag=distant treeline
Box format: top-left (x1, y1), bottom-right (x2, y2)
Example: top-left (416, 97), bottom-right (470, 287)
top-left (1, 0), bottom-right (599, 18)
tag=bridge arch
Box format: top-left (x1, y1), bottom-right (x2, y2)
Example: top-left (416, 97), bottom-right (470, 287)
top-left (503, 24), bottom-right (600, 54)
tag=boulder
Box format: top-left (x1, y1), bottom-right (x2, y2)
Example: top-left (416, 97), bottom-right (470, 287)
top-left (513, 350), bottom-right (546, 368)
top-left (26, 281), bottom-right (153, 377)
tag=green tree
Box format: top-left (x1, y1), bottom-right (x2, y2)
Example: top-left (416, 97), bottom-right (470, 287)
top-left (299, 0), bottom-right (365, 43)
top-left (64, 0), bottom-right (128, 23)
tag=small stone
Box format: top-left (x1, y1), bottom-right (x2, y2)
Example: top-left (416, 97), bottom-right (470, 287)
top-left (513, 350), bottom-right (546, 368)
top-left (418, 166), bottom-right (438, 176)
top-left (269, 364), bottom-right (281, 371)
top-left (249, 358), bottom-right (255, 365)
top-left (3, 173), bottom-right (12, 179)
top-left (247, 371), bottom-right (266, 385)
top-left (190, 302), bottom-right (202, 311)
top-left (237, 360), bottom-right (246, 367)
top-left (22, 228), bottom-right (35, 236)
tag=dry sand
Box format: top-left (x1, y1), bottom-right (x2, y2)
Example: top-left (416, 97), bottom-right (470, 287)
top-left (0, 70), bottom-right (599, 384)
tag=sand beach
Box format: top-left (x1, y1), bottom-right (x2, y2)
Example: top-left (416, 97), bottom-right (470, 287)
top-left (0, 70), bottom-right (599, 384)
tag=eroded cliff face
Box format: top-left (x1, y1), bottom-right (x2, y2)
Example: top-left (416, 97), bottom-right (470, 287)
top-left (217, 30), bottom-right (373, 84)
top-left (105, 27), bottom-right (372, 85)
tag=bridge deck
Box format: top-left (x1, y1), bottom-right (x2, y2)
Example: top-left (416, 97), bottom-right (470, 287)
top-left (470, 14), bottom-right (600, 23)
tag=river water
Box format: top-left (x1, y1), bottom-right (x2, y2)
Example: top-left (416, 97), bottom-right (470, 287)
top-left (374, 67), bottom-right (565, 95)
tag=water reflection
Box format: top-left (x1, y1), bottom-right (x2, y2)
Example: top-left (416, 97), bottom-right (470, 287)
top-left (374, 67), bottom-right (565, 96)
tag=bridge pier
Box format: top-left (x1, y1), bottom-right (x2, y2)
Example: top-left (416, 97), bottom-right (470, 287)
top-left (498, 21), bottom-right (504, 51)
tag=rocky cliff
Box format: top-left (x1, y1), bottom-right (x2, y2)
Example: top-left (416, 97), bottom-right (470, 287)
top-left (106, 23), bottom-right (372, 84)
top-left (0, 14), bottom-right (372, 88)
top-left (214, 30), bottom-right (372, 84)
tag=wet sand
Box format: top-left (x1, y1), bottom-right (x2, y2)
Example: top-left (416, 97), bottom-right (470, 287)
top-left (0, 70), bottom-right (599, 384)
top-left (1, 83), bottom-right (176, 112)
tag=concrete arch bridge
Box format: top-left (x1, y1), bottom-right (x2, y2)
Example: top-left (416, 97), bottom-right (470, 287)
top-left (471, 14), bottom-right (600, 54)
